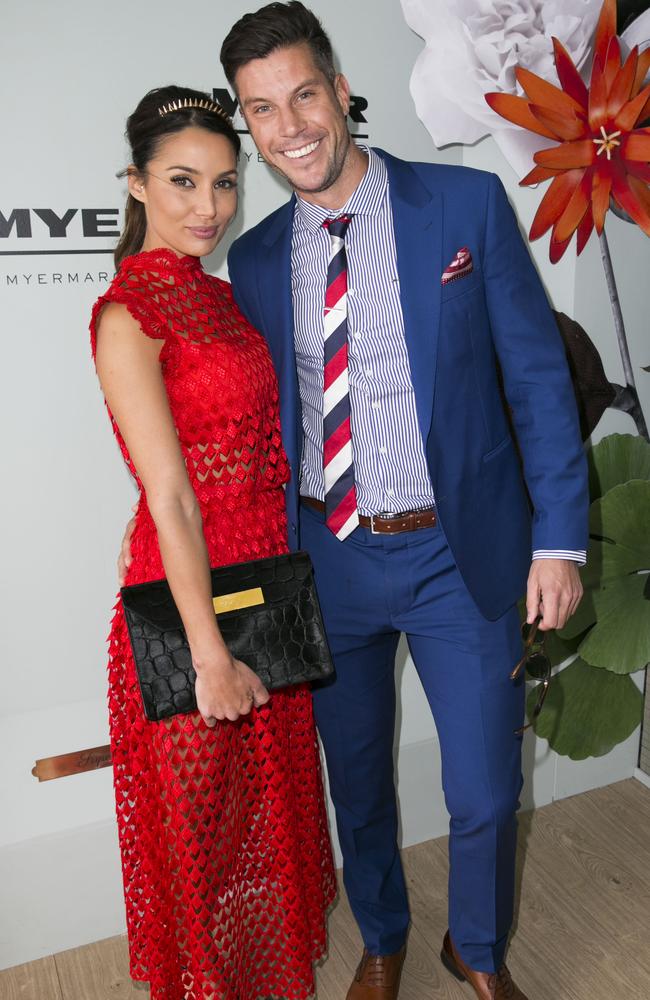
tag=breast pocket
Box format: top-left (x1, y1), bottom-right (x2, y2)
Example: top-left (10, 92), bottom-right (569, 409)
top-left (440, 270), bottom-right (482, 304)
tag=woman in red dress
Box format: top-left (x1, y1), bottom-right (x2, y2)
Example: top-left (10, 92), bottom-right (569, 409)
top-left (91, 86), bottom-right (335, 1000)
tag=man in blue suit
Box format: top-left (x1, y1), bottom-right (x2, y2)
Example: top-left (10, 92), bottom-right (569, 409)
top-left (220, 4), bottom-right (587, 998)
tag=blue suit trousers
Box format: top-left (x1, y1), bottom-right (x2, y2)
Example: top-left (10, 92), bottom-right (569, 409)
top-left (300, 502), bottom-right (525, 973)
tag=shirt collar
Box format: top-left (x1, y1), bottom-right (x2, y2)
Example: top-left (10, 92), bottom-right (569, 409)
top-left (294, 146), bottom-right (387, 234)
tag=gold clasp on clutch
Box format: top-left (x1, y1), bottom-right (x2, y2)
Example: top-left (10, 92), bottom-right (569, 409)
top-left (212, 587), bottom-right (265, 615)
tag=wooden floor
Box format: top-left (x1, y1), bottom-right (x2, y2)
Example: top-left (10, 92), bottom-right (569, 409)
top-left (3, 779), bottom-right (649, 1000)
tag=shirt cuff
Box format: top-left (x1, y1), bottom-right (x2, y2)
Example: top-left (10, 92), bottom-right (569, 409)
top-left (532, 549), bottom-right (586, 565)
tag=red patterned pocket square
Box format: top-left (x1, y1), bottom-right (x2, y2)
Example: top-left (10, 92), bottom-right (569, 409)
top-left (441, 247), bottom-right (473, 285)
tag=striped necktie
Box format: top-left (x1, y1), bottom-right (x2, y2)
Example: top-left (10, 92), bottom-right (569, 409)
top-left (322, 215), bottom-right (359, 540)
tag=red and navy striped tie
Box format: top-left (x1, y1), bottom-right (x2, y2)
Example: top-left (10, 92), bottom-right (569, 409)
top-left (322, 215), bottom-right (359, 540)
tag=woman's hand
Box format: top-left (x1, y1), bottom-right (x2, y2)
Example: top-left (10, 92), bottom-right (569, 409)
top-left (193, 647), bottom-right (270, 725)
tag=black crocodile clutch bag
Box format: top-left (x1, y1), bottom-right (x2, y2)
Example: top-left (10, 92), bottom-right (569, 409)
top-left (120, 551), bottom-right (334, 722)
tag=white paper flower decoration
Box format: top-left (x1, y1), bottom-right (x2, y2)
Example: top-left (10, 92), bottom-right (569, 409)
top-left (401, 0), bottom-right (602, 177)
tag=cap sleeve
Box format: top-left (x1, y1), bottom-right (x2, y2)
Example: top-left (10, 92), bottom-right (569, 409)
top-left (90, 268), bottom-right (170, 360)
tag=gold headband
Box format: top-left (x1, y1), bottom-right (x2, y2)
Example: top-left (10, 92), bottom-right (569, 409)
top-left (157, 97), bottom-right (232, 124)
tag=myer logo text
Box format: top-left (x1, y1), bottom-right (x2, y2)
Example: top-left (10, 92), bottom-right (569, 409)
top-left (0, 209), bottom-right (120, 240)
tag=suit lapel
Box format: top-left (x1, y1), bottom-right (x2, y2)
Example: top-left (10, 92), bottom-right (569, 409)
top-left (378, 150), bottom-right (442, 447)
top-left (257, 199), bottom-right (303, 480)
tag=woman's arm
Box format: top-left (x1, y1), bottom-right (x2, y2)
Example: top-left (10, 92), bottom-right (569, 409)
top-left (95, 302), bottom-right (269, 724)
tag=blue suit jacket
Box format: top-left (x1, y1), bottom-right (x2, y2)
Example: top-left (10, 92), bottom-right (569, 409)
top-left (228, 149), bottom-right (588, 620)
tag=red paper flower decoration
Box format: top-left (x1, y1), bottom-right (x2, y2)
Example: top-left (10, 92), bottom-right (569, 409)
top-left (486, 0), bottom-right (650, 262)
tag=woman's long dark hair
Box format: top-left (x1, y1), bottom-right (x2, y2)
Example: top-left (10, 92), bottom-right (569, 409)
top-left (114, 85), bottom-right (241, 269)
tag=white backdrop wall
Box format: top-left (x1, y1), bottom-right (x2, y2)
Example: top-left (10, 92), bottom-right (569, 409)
top-left (1, 0), bottom-right (647, 970)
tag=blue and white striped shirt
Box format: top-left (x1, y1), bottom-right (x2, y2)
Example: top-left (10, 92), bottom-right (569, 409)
top-left (291, 148), bottom-right (584, 563)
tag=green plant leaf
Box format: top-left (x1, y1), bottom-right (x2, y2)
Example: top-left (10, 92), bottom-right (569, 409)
top-left (541, 437), bottom-right (650, 759)
top-left (580, 539), bottom-right (630, 589)
top-left (528, 658), bottom-right (643, 760)
top-left (582, 480), bottom-right (650, 586)
top-left (589, 480), bottom-right (650, 553)
top-left (587, 433), bottom-right (650, 500)
top-left (578, 574), bottom-right (650, 673)
top-left (544, 628), bottom-right (584, 667)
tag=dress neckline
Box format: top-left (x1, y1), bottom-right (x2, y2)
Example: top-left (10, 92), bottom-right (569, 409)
top-left (120, 247), bottom-right (203, 277)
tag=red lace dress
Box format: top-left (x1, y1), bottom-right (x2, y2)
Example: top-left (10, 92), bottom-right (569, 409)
top-left (90, 248), bottom-right (336, 1000)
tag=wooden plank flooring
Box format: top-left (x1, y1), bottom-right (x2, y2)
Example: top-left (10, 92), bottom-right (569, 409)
top-left (0, 956), bottom-right (63, 1000)
top-left (2, 778), bottom-right (649, 1000)
top-left (54, 937), bottom-right (148, 999)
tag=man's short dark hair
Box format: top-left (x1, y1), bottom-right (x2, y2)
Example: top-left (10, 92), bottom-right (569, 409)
top-left (221, 2), bottom-right (336, 89)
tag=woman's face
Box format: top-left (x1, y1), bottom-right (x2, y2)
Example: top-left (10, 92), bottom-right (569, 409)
top-left (130, 126), bottom-right (238, 258)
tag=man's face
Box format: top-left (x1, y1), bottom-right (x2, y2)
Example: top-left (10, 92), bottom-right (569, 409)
top-left (235, 42), bottom-right (354, 204)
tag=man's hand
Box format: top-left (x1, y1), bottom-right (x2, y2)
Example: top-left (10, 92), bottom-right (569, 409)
top-left (526, 558), bottom-right (583, 631)
top-left (118, 505), bottom-right (137, 586)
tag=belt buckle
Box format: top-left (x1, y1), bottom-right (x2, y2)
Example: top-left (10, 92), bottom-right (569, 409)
top-left (370, 511), bottom-right (398, 535)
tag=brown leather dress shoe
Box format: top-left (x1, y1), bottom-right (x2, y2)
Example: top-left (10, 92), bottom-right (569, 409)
top-left (440, 931), bottom-right (529, 999)
top-left (346, 945), bottom-right (407, 1000)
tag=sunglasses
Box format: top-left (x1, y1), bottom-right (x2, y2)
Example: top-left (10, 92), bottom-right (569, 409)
top-left (510, 616), bottom-right (551, 735)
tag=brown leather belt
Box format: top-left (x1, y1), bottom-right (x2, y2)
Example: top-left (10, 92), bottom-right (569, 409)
top-left (300, 496), bottom-right (437, 534)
